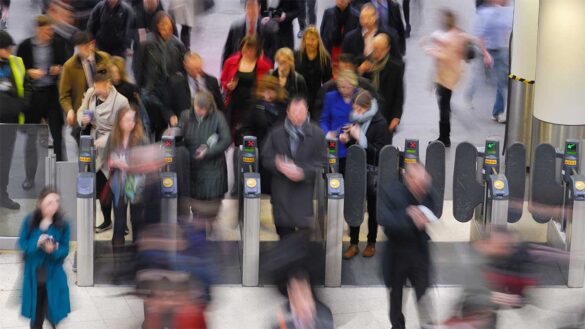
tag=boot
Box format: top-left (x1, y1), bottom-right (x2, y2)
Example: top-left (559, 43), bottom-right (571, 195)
top-left (343, 244), bottom-right (359, 259)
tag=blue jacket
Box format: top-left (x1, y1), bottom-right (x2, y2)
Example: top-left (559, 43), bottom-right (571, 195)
top-left (18, 214), bottom-right (71, 324)
top-left (320, 90), bottom-right (352, 159)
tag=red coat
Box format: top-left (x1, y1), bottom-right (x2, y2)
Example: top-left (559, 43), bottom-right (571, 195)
top-left (220, 52), bottom-right (273, 107)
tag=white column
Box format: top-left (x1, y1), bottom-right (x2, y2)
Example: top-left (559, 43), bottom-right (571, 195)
top-left (510, 0), bottom-right (539, 81)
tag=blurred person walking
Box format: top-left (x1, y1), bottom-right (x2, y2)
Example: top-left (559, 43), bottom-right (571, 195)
top-left (422, 10), bottom-right (490, 147)
top-left (371, 0), bottom-right (406, 56)
top-left (17, 15), bottom-right (68, 193)
top-left (358, 34), bottom-right (404, 136)
top-left (18, 187), bottom-right (71, 329)
top-left (262, 97), bottom-right (327, 237)
top-left (296, 0), bottom-right (316, 37)
top-left (87, 0), bottom-right (134, 57)
top-left (178, 91), bottom-right (231, 227)
top-left (260, 0), bottom-right (299, 51)
top-left (0, 30), bottom-right (28, 210)
top-left (320, 0), bottom-right (358, 64)
top-left (168, 0), bottom-right (201, 51)
top-left (378, 163), bottom-right (441, 329)
top-left (59, 31), bottom-right (111, 144)
top-left (77, 72), bottom-right (130, 233)
top-left (295, 26), bottom-right (332, 116)
top-left (272, 47), bottom-right (307, 100)
top-left (339, 90), bottom-right (391, 259)
top-left (473, 0), bottom-right (513, 123)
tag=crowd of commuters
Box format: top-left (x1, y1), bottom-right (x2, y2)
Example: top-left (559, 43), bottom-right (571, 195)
top-left (0, 0), bottom-right (517, 328)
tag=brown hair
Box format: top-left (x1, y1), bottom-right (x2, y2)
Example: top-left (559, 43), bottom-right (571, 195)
top-left (239, 35), bottom-right (262, 58)
top-left (256, 75), bottom-right (287, 102)
top-left (110, 105), bottom-right (144, 150)
top-left (28, 186), bottom-right (65, 236)
top-left (109, 56), bottom-right (130, 84)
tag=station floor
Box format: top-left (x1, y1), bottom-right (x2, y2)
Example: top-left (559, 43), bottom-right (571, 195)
top-left (4, 0), bottom-right (582, 328)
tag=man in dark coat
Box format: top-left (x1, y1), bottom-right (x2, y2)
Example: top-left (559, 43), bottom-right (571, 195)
top-left (260, 0), bottom-right (299, 51)
top-left (87, 0), bottom-right (134, 57)
top-left (359, 34), bottom-right (404, 134)
top-left (378, 163), bottom-right (441, 329)
top-left (222, 0), bottom-right (274, 65)
top-left (261, 97), bottom-right (327, 237)
top-left (320, 0), bottom-right (359, 56)
top-left (372, 0), bottom-right (406, 56)
top-left (163, 52), bottom-right (224, 128)
top-left (341, 3), bottom-right (402, 65)
top-left (17, 15), bottom-right (69, 193)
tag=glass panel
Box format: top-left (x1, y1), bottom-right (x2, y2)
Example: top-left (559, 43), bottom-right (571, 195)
top-left (0, 124), bottom-right (49, 237)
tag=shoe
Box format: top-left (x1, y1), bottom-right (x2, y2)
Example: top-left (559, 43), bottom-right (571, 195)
top-left (95, 222), bottom-right (112, 233)
top-left (497, 114), bottom-right (506, 124)
top-left (297, 30), bottom-right (304, 38)
top-left (491, 115), bottom-right (498, 122)
top-left (124, 229), bottom-right (129, 236)
top-left (343, 244), bottom-right (359, 259)
top-left (0, 197), bottom-right (20, 210)
top-left (21, 179), bottom-right (34, 190)
top-left (363, 243), bottom-right (376, 257)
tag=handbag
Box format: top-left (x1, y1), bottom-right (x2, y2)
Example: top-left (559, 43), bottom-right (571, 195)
top-left (124, 174), bottom-right (146, 204)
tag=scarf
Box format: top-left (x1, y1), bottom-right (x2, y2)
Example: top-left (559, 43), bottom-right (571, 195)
top-left (371, 55), bottom-right (389, 90)
top-left (349, 99), bottom-right (378, 148)
top-left (284, 117), bottom-right (309, 156)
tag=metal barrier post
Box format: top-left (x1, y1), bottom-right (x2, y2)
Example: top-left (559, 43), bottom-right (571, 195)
top-left (487, 174), bottom-right (509, 227)
top-left (76, 136), bottom-right (96, 287)
top-left (161, 136), bottom-right (178, 223)
top-left (45, 153), bottom-right (56, 187)
top-left (325, 173), bottom-right (344, 287)
top-left (568, 175), bottom-right (585, 287)
top-left (242, 173), bottom-right (261, 287)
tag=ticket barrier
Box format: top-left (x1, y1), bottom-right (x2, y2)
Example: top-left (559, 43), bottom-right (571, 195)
top-left (161, 136), bottom-right (178, 223)
top-left (530, 140), bottom-right (585, 287)
top-left (77, 136), bottom-right (96, 287)
top-left (377, 139), bottom-right (447, 217)
top-left (238, 136), bottom-right (261, 286)
top-left (453, 140), bottom-right (526, 240)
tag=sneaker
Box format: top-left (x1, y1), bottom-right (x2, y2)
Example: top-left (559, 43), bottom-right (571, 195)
top-left (342, 244), bottom-right (359, 260)
top-left (21, 179), bottom-right (34, 190)
top-left (431, 138), bottom-right (450, 148)
top-left (297, 30), bottom-right (304, 38)
top-left (0, 197), bottom-right (20, 210)
top-left (363, 243), bottom-right (376, 257)
top-left (497, 114), bottom-right (507, 124)
top-left (95, 222), bottom-right (112, 233)
top-left (491, 115), bottom-right (499, 122)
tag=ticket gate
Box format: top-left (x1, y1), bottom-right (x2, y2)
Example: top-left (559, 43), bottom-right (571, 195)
top-left (377, 139), bottom-right (447, 217)
top-left (453, 139), bottom-right (526, 240)
top-left (238, 136), bottom-right (261, 286)
top-left (161, 136), bottom-right (178, 223)
top-left (77, 136), bottom-right (96, 287)
top-left (530, 139), bottom-right (585, 287)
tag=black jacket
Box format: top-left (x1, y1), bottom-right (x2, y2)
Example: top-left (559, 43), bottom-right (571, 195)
top-left (346, 111), bottom-right (393, 165)
top-left (320, 5), bottom-right (359, 54)
top-left (271, 69), bottom-right (308, 101)
top-left (294, 51), bottom-right (332, 113)
top-left (313, 76), bottom-right (381, 121)
top-left (135, 32), bottom-right (186, 90)
top-left (260, 0), bottom-right (299, 51)
top-left (341, 25), bottom-right (402, 64)
top-left (87, 0), bottom-right (134, 55)
top-left (17, 36), bottom-right (69, 74)
top-left (162, 72), bottom-right (224, 125)
top-left (381, 0), bottom-right (406, 56)
top-left (222, 18), bottom-right (275, 66)
top-left (371, 57), bottom-right (405, 122)
top-left (261, 121), bottom-right (327, 229)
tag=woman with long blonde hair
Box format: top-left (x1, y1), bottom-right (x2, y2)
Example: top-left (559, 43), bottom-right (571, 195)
top-left (294, 26), bottom-right (332, 118)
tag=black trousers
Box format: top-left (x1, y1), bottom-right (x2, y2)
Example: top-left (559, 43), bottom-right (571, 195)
top-left (436, 84), bottom-right (452, 143)
top-left (31, 282), bottom-right (55, 329)
top-left (389, 249), bottom-right (430, 329)
top-left (297, 0), bottom-right (316, 29)
top-left (24, 86), bottom-right (65, 183)
top-left (349, 191), bottom-right (378, 244)
top-left (0, 124), bottom-right (16, 198)
top-left (96, 170), bottom-right (113, 226)
top-left (403, 0), bottom-right (410, 26)
top-left (180, 25), bottom-right (192, 50)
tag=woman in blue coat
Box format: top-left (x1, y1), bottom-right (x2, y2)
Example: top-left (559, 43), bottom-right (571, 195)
top-left (18, 187), bottom-right (71, 328)
top-left (319, 69), bottom-right (359, 173)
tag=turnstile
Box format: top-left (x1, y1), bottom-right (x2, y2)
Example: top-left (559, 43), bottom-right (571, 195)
top-left (324, 173), bottom-right (345, 287)
top-left (530, 139), bottom-right (585, 287)
top-left (76, 136), bottom-right (96, 287)
top-left (453, 139), bottom-right (526, 240)
top-left (161, 136), bottom-right (178, 223)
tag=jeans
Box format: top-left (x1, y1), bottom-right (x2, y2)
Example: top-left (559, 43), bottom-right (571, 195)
top-left (489, 48), bottom-right (509, 116)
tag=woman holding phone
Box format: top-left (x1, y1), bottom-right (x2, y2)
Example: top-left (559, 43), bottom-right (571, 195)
top-left (18, 187), bottom-right (71, 329)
